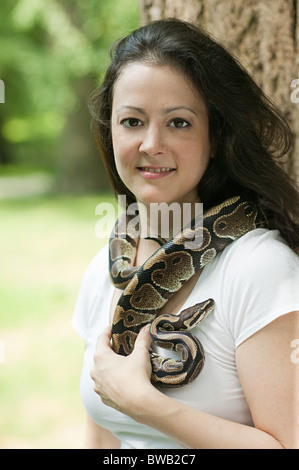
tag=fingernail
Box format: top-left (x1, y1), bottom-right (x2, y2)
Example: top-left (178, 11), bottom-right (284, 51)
top-left (141, 324), bottom-right (150, 333)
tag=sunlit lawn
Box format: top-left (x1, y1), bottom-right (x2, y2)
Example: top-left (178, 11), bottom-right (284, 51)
top-left (0, 191), bottom-right (116, 448)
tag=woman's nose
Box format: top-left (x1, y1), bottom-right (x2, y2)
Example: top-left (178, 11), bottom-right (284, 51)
top-left (139, 126), bottom-right (166, 156)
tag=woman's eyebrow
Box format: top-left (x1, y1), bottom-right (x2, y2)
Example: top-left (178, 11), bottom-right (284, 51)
top-left (116, 105), bottom-right (198, 116)
top-left (116, 105), bottom-right (146, 115)
top-left (163, 106), bottom-right (198, 116)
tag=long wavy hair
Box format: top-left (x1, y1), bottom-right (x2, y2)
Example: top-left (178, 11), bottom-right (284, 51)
top-left (89, 18), bottom-right (299, 252)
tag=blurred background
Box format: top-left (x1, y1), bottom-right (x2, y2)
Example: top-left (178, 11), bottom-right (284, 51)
top-left (0, 0), bottom-right (139, 449)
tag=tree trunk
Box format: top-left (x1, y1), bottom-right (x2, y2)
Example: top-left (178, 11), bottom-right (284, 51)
top-left (138, 0), bottom-right (299, 181)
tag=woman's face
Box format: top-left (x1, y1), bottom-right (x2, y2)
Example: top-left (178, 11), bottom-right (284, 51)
top-left (111, 63), bottom-right (211, 208)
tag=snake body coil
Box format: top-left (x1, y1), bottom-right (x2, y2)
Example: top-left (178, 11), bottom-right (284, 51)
top-left (109, 195), bottom-right (262, 387)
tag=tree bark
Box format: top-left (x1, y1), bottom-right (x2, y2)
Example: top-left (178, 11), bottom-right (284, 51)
top-left (138, 0), bottom-right (299, 181)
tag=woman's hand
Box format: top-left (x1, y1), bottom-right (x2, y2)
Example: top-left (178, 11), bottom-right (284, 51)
top-left (90, 325), bottom-right (154, 419)
top-left (91, 314), bottom-right (299, 449)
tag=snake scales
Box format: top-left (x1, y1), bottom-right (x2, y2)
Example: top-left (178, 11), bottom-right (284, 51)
top-left (109, 195), bottom-right (262, 388)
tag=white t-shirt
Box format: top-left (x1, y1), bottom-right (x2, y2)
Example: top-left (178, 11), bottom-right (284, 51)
top-left (72, 228), bottom-right (299, 449)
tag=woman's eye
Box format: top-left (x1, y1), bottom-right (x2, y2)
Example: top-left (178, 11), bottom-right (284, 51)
top-left (120, 118), bottom-right (142, 128)
top-left (169, 118), bottom-right (190, 128)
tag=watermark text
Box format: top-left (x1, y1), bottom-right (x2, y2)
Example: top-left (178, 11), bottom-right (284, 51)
top-left (290, 339), bottom-right (299, 364)
top-left (290, 79), bottom-right (299, 103)
top-left (95, 195), bottom-right (203, 248)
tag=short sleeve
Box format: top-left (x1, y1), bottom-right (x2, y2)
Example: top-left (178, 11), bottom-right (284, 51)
top-left (72, 244), bottom-right (109, 342)
top-left (222, 230), bottom-right (299, 348)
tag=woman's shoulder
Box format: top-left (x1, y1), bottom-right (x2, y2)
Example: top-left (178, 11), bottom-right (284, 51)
top-left (212, 229), bottom-right (299, 347)
top-left (83, 243), bottom-right (110, 282)
top-left (72, 243), bottom-right (112, 341)
top-left (222, 228), bottom-right (298, 273)
top-left (202, 227), bottom-right (299, 308)
top-left (79, 242), bottom-right (113, 305)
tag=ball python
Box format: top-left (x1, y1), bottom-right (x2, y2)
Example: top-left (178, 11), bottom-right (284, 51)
top-left (109, 195), bottom-right (263, 387)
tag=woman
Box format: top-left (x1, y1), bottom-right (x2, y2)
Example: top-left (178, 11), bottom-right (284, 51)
top-left (73, 19), bottom-right (299, 449)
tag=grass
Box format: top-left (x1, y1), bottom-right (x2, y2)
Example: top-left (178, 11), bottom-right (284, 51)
top-left (0, 191), bottom-right (117, 448)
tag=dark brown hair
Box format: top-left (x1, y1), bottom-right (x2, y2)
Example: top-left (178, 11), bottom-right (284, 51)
top-left (89, 18), bottom-right (299, 251)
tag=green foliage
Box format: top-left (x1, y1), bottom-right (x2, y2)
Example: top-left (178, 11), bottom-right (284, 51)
top-left (0, 0), bottom-right (139, 173)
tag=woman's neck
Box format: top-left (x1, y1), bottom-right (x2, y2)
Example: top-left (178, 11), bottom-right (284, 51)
top-left (137, 199), bottom-right (202, 241)
top-left (133, 199), bottom-right (204, 268)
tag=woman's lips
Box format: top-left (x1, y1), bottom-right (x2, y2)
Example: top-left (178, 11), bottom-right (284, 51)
top-left (137, 166), bottom-right (176, 179)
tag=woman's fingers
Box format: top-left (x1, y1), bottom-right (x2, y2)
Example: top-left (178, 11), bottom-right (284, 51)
top-left (95, 324), bottom-right (112, 351)
top-left (90, 323), bottom-right (154, 413)
top-left (133, 324), bottom-right (152, 353)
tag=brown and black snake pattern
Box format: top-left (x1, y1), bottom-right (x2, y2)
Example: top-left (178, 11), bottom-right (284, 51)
top-left (109, 195), bottom-right (263, 387)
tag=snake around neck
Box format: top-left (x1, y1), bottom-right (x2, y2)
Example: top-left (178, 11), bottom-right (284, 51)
top-left (109, 195), bottom-right (263, 388)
